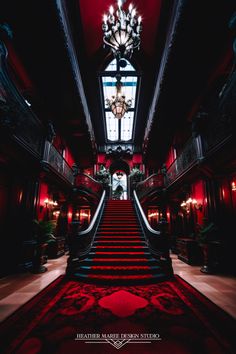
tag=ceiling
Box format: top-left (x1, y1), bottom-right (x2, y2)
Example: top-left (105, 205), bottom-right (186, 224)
top-left (0, 0), bottom-right (235, 168)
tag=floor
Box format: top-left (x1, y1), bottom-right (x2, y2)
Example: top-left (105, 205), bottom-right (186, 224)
top-left (0, 254), bottom-right (235, 323)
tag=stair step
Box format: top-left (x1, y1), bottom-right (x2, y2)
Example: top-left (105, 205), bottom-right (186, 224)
top-left (96, 232), bottom-right (142, 235)
top-left (101, 221), bottom-right (138, 223)
top-left (82, 258), bottom-right (157, 263)
top-left (72, 272), bottom-right (168, 285)
top-left (90, 252), bottom-right (152, 257)
top-left (105, 210), bottom-right (134, 212)
top-left (103, 214), bottom-right (135, 216)
top-left (100, 223), bottom-right (138, 225)
top-left (98, 230), bottom-right (141, 232)
top-left (94, 240), bottom-right (146, 244)
top-left (99, 226), bottom-right (140, 229)
top-left (93, 245), bottom-right (147, 249)
top-left (78, 265), bottom-right (161, 275)
top-left (95, 235), bottom-right (143, 238)
top-left (102, 217), bottom-right (137, 219)
top-left (86, 265), bottom-right (158, 270)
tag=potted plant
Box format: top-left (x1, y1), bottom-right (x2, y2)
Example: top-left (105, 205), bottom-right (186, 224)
top-left (130, 166), bottom-right (144, 189)
top-left (196, 218), bottom-right (218, 274)
top-left (31, 220), bottom-right (56, 273)
top-left (95, 165), bottom-right (111, 189)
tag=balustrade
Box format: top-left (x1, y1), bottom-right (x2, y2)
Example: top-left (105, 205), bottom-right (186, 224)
top-left (75, 173), bottom-right (103, 197)
top-left (43, 141), bottom-right (74, 184)
top-left (136, 173), bottom-right (164, 200)
top-left (0, 42), bottom-right (43, 157)
top-left (165, 137), bottom-right (203, 187)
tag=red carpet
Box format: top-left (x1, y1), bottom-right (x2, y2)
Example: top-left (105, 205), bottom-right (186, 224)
top-left (73, 200), bottom-right (168, 283)
top-left (0, 275), bottom-right (235, 354)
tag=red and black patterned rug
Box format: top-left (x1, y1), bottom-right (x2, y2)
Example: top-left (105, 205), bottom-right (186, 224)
top-left (0, 275), bottom-right (235, 354)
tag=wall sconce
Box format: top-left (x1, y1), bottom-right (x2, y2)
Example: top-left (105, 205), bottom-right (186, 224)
top-left (181, 198), bottom-right (202, 212)
top-left (44, 198), bottom-right (58, 207)
top-left (148, 211), bottom-right (159, 219)
top-left (180, 201), bottom-right (189, 213)
top-left (231, 181), bottom-right (236, 191)
top-left (44, 198), bottom-right (49, 207)
top-left (190, 198), bottom-right (203, 211)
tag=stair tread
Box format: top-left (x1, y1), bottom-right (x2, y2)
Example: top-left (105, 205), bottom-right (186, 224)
top-left (80, 265), bottom-right (160, 270)
top-left (94, 245), bottom-right (148, 248)
top-left (75, 273), bottom-right (165, 280)
top-left (83, 258), bottom-right (157, 262)
top-left (94, 241), bottom-right (145, 243)
top-left (95, 236), bottom-right (143, 238)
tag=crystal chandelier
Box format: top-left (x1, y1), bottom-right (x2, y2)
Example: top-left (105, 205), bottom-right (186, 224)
top-left (102, 0), bottom-right (142, 59)
top-left (105, 76), bottom-right (132, 119)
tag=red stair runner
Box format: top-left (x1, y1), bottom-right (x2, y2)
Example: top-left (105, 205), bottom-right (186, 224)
top-left (74, 199), bottom-right (167, 284)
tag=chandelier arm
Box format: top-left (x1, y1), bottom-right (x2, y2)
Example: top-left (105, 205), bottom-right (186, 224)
top-left (112, 30), bottom-right (123, 48)
top-left (103, 37), bottom-right (119, 51)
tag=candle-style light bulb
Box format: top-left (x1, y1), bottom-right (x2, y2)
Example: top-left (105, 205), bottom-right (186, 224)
top-left (131, 8), bottom-right (136, 17)
top-left (109, 5), bottom-right (114, 15)
top-left (138, 16), bottom-right (142, 24)
top-left (129, 3), bottom-right (133, 13)
top-left (103, 14), bottom-right (108, 23)
top-left (118, 0), bottom-right (122, 9)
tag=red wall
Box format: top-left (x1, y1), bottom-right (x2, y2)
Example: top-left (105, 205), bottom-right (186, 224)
top-left (96, 153), bottom-right (143, 172)
top-left (165, 147), bottom-right (176, 169)
top-left (97, 153), bottom-right (106, 165)
top-left (191, 179), bottom-right (205, 225)
top-left (64, 147), bottom-right (75, 168)
top-left (52, 136), bottom-right (75, 168)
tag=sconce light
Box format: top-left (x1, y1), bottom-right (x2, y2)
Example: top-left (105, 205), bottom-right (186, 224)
top-left (44, 198), bottom-right (49, 207)
top-left (181, 198), bottom-right (202, 212)
top-left (44, 198), bottom-right (58, 207)
top-left (148, 211), bottom-right (159, 219)
top-left (191, 198), bottom-right (203, 211)
top-left (231, 181), bottom-right (236, 191)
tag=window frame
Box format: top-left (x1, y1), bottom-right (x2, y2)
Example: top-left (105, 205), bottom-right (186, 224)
top-left (99, 59), bottom-right (141, 143)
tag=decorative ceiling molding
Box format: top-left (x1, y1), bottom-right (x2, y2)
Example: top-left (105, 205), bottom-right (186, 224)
top-left (55, 0), bottom-right (96, 152)
top-left (143, 0), bottom-right (184, 152)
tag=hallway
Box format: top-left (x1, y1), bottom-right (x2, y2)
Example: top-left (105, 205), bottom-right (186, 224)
top-left (0, 254), bottom-right (236, 323)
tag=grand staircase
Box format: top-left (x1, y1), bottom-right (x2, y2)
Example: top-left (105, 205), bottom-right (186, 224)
top-left (73, 199), bottom-right (168, 284)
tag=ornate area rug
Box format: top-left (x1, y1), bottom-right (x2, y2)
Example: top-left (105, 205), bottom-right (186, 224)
top-left (0, 275), bottom-right (235, 354)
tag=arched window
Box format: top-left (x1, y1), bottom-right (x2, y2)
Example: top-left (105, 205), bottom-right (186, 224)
top-left (101, 58), bottom-right (139, 142)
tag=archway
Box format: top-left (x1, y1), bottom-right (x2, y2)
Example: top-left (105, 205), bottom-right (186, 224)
top-left (109, 160), bottom-right (130, 200)
top-left (112, 170), bottom-right (127, 200)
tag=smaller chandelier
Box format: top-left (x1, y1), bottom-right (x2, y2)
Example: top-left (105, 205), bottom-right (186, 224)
top-left (102, 0), bottom-right (142, 59)
top-left (116, 170), bottom-right (124, 179)
top-left (106, 76), bottom-right (132, 119)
